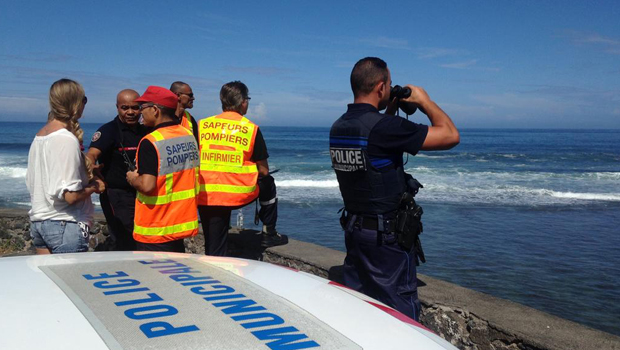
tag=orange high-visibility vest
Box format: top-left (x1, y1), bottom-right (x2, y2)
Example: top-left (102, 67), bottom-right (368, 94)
top-left (197, 111), bottom-right (259, 206)
top-left (180, 110), bottom-right (193, 134)
top-left (133, 124), bottom-right (200, 243)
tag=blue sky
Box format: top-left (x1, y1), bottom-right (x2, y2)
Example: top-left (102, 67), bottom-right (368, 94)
top-left (1, 1), bottom-right (619, 128)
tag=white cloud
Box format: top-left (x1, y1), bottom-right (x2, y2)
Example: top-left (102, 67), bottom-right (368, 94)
top-left (0, 96), bottom-right (48, 114)
top-left (473, 92), bottom-right (565, 111)
top-left (223, 66), bottom-right (295, 77)
top-left (249, 102), bottom-right (268, 121)
top-left (416, 47), bottom-right (465, 59)
top-left (440, 59), bottom-right (478, 69)
top-left (358, 36), bottom-right (410, 50)
top-left (440, 102), bottom-right (495, 117)
top-left (573, 33), bottom-right (620, 46)
top-left (563, 30), bottom-right (620, 55)
top-left (244, 91), bottom-right (349, 126)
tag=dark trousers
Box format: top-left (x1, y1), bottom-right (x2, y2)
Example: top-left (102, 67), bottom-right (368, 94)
top-left (343, 223), bottom-right (420, 321)
top-left (99, 188), bottom-right (137, 251)
top-left (198, 205), bottom-right (232, 256)
top-left (198, 175), bottom-right (278, 256)
top-left (136, 239), bottom-right (185, 253)
top-left (257, 175), bottom-right (277, 227)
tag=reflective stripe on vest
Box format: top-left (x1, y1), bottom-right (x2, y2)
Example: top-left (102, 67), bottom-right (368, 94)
top-left (199, 183), bottom-right (257, 194)
top-left (134, 125), bottom-right (200, 243)
top-left (181, 110), bottom-right (193, 134)
top-left (134, 219), bottom-right (199, 236)
top-left (197, 112), bottom-right (260, 206)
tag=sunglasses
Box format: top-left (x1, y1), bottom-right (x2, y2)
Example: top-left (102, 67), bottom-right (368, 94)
top-left (119, 105), bottom-right (140, 111)
top-left (139, 103), bottom-right (155, 111)
top-left (83, 96), bottom-right (88, 104)
top-left (177, 92), bottom-right (194, 98)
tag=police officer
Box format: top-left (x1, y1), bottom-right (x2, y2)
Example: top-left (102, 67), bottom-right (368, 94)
top-left (330, 57), bottom-right (459, 321)
top-left (126, 86), bottom-right (200, 252)
top-left (170, 81), bottom-right (199, 142)
top-left (87, 89), bottom-right (149, 250)
top-left (197, 81), bottom-right (287, 256)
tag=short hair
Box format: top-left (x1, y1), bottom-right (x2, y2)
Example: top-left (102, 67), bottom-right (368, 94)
top-left (220, 81), bottom-right (249, 113)
top-left (154, 104), bottom-right (176, 118)
top-left (350, 57), bottom-right (389, 98)
top-left (170, 81), bottom-right (188, 94)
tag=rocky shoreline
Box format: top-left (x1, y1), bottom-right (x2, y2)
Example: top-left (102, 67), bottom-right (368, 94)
top-left (0, 208), bottom-right (209, 256)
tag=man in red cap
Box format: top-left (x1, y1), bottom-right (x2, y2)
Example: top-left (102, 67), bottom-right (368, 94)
top-left (126, 86), bottom-right (200, 252)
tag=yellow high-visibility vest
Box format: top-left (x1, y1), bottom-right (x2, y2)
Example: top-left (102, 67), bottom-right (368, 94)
top-left (197, 111), bottom-right (259, 206)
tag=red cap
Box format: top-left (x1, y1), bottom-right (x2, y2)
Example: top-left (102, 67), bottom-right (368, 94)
top-left (135, 86), bottom-right (178, 109)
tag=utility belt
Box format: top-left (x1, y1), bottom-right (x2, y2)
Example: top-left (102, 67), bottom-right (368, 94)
top-left (339, 192), bottom-right (426, 265)
top-left (353, 215), bottom-right (398, 231)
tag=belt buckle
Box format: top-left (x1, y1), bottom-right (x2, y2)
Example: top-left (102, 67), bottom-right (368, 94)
top-left (383, 219), bottom-right (392, 232)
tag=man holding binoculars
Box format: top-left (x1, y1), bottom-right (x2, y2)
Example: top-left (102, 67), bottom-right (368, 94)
top-left (330, 57), bottom-right (459, 321)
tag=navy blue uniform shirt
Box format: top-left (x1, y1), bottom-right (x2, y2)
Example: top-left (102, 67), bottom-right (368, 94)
top-left (344, 103), bottom-right (428, 165)
top-left (89, 116), bottom-right (150, 190)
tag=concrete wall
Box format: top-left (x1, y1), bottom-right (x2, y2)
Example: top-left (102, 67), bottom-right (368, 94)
top-left (2, 208), bottom-right (619, 350)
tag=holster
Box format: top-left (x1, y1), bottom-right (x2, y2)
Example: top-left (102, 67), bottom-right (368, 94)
top-left (395, 192), bottom-right (426, 265)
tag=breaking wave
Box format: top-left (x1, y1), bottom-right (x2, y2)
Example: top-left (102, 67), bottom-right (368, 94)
top-left (0, 166), bottom-right (27, 179)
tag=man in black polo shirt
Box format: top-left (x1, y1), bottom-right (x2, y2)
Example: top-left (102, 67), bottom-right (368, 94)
top-left (87, 89), bottom-right (149, 251)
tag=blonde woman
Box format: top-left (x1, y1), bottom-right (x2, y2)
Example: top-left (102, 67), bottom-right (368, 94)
top-left (26, 78), bottom-right (105, 254)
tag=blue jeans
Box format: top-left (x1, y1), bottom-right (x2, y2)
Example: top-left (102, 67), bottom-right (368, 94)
top-left (30, 220), bottom-right (89, 254)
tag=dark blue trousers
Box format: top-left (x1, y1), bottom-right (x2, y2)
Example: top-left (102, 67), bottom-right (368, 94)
top-left (343, 223), bottom-right (420, 321)
top-left (100, 188), bottom-right (137, 251)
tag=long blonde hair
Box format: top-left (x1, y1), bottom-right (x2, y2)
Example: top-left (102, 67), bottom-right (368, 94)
top-left (48, 78), bottom-right (93, 179)
top-left (48, 78), bottom-right (86, 145)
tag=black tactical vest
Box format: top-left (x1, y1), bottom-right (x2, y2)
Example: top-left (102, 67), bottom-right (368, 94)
top-left (330, 112), bottom-right (407, 215)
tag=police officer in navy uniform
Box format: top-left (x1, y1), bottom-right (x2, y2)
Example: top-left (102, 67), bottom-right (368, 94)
top-left (330, 57), bottom-right (459, 321)
top-left (87, 89), bottom-right (149, 250)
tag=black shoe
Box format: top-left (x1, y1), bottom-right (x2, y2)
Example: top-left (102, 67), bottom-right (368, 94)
top-left (261, 227), bottom-right (288, 248)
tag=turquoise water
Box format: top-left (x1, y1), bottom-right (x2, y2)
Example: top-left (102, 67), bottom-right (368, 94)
top-left (2, 122), bottom-right (620, 336)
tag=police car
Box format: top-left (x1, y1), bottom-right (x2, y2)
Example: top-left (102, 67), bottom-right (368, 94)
top-left (0, 252), bottom-right (456, 349)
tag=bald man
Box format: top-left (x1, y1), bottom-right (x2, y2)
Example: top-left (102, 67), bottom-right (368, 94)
top-left (87, 89), bottom-right (150, 250)
top-left (170, 81), bottom-right (199, 142)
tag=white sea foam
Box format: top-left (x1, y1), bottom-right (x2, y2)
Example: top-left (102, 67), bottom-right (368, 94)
top-left (0, 166), bottom-right (27, 179)
top-left (500, 153), bottom-right (527, 159)
top-left (2, 158), bottom-right (619, 207)
top-left (270, 166), bottom-right (620, 206)
top-left (548, 191), bottom-right (620, 201)
top-left (417, 183), bottom-right (620, 205)
top-left (583, 172), bottom-right (620, 180)
top-left (415, 154), bottom-right (456, 159)
top-left (276, 179), bottom-right (339, 188)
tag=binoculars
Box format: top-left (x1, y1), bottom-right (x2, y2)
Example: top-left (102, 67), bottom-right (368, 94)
top-left (390, 85), bottom-right (411, 100)
top-left (390, 85), bottom-right (417, 115)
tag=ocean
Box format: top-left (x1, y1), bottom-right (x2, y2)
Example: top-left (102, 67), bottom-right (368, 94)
top-left (2, 121), bottom-right (619, 336)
